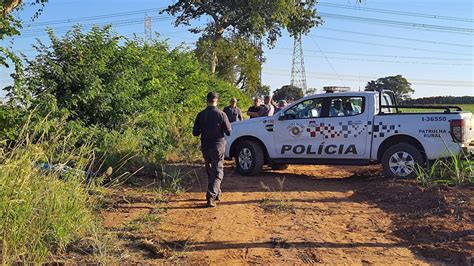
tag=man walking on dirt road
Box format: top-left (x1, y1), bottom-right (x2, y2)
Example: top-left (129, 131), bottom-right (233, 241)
top-left (193, 92), bottom-right (232, 207)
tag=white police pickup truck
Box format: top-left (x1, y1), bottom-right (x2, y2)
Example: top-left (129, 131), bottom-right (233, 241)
top-left (225, 87), bottom-right (474, 179)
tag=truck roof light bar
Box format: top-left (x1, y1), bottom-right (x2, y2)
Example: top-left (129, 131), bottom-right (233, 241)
top-left (323, 86), bottom-right (351, 93)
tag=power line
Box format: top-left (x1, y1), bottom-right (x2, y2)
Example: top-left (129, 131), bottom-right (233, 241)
top-left (14, 43), bottom-right (473, 67)
top-left (8, 31), bottom-right (193, 54)
top-left (309, 34), bottom-right (473, 56)
top-left (20, 15), bottom-right (172, 35)
top-left (309, 36), bottom-right (345, 85)
top-left (320, 27), bottom-right (473, 48)
top-left (10, 36), bottom-right (473, 68)
top-left (274, 48), bottom-right (471, 62)
top-left (318, 2), bottom-right (474, 23)
top-left (262, 70), bottom-right (474, 87)
top-left (263, 68), bottom-right (474, 85)
top-left (13, 16), bottom-right (174, 39)
top-left (24, 7), bottom-right (167, 28)
top-left (269, 51), bottom-right (473, 66)
top-left (12, 30), bottom-right (473, 62)
top-left (319, 12), bottom-right (474, 34)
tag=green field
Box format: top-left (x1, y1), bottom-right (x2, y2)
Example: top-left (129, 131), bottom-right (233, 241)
top-left (459, 104), bottom-right (474, 113)
top-left (397, 104), bottom-right (474, 113)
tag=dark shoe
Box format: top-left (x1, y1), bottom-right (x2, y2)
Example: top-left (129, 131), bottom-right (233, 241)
top-left (207, 198), bottom-right (217, 208)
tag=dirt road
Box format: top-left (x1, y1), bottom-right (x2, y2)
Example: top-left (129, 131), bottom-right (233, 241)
top-left (94, 164), bottom-right (472, 264)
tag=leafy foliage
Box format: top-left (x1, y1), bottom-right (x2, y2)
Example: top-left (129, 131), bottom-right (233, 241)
top-left (7, 26), bottom-right (250, 162)
top-left (365, 75), bottom-right (414, 102)
top-left (254, 84), bottom-right (271, 98)
top-left (1, 0), bottom-right (48, 67)
top-left (273, 85), bottom-right (304, 102)
top-left (195, 34), bottom-right (263, 95)
top-left (163, 0), bottom-right (322, 73)
top-left (0, 103), bottom-right (26, 141)
top-left (306, 87), bottom-right (318, 96)
top-left (164, 0), bottom-right (321, 42)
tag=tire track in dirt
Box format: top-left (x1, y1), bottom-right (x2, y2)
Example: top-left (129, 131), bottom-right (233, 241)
top-left (153, 165), bottom-right (440, 264)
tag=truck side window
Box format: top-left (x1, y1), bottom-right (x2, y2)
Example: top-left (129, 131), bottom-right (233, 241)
top-left (329, 97), bottom-right (364, 117)
top-left (284, 98), bottom-right (324, 120)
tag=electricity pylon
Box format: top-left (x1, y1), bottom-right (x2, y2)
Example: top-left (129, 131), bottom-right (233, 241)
top-left (290, 34), bottom-right (307, 93)
top-left (144, 14), bottom-right (152, 43)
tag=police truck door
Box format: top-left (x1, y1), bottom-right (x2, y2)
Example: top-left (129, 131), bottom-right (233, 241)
top-left (318, 95), bottom-right (370, 159)
top-left (273, 97), bottom-right (325, 158)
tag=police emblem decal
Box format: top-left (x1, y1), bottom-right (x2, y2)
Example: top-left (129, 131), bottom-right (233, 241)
top-left (288, 123), bottom-right (305, 138)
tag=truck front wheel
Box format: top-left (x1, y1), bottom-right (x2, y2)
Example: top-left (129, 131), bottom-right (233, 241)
top-left (381, 143), bottom-right (424, 179)
top-left (235, 140), bottom-right (265, 176)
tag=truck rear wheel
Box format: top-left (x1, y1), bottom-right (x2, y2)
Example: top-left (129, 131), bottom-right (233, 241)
top-left (381, 143), bottom-right (424, 179)
top-left (235, 140), bottom-right (264, 176)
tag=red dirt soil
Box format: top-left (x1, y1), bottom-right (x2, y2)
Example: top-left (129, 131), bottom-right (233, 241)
top-left (63, 164), bottom-right (473, 264)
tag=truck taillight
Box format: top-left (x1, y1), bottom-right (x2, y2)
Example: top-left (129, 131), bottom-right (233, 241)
top-left (450, 119), bottom-right (465, 143)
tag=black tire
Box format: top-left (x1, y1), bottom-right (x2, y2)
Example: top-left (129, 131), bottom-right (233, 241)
top-left (381, 143), bottom-right (424, 179)
top-left (234, 140), bottom-right (265, 176)
top-left (271, 164), bottom-right (289, 170)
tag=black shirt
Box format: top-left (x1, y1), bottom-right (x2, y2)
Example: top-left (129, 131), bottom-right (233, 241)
top-left (223, 106), bottom-right (243, 123)
top-left (247, 105), bottom-right (262, 118)
top-left (193, 106), bottom-right (232, 148)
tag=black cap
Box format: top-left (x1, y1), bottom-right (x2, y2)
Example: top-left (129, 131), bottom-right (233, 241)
top-left (207, 92), bottom-right (219, 101)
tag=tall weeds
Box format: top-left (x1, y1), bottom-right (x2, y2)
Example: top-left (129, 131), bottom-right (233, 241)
top-left (416, 148), bottom-right (473, 186)
top-left (0, 118), bottom-right (103, 263)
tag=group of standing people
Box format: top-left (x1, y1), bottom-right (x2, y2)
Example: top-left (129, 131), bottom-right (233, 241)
top-left (193, 92), bottom-right (289, 207)
top-left (223, 95), bottom-right (289, 123)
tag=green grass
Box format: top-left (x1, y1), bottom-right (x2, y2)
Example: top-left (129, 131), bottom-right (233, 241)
top-left (460, 104), bottom-right (474, 113)
top-left (416, 148), bottom-right (473, 187)
top-left (0, 119), bottom-right (105, 263)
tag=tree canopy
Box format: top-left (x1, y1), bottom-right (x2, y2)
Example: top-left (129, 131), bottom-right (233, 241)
top-left (195, 34), bottom-right (263, 95)
top-left (273, 85), bottom-right (304, 102)
top-left (163, 0), bottom-right (322, 73)
top-left (365, 75), bottom-right (414, 101)
top-left (1, 0), bottom-right (48, 67)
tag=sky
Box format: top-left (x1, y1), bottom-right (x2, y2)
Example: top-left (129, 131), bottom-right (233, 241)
top-left (1, 0), bottom-right (473, 99)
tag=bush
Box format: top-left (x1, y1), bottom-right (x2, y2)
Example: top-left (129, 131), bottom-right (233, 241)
top-left (0, 104), bottom-right (26, 142)
top-left (7, 25), bottom-right (251, 165)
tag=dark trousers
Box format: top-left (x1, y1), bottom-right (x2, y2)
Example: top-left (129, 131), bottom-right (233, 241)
top-left (202, 145), bottom-right (225, 200)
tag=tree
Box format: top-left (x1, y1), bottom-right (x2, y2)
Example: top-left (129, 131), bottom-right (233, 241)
top-left (2, 0), bottom-right (22, 17)
top-left (1, 0), bottom-right (48, 67)
top-left (163, 0), bottom-right (321, 73)
top-left (254, 84), bottom-right (271, 98)
top-left (306, 87), bottom-right (318, 96)
top-left (273, 85), bottom-right (304, 102)
top-left (195, 34), bottom-right (263, 94)
top-left (365, 75), bottom-right (414, 101)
